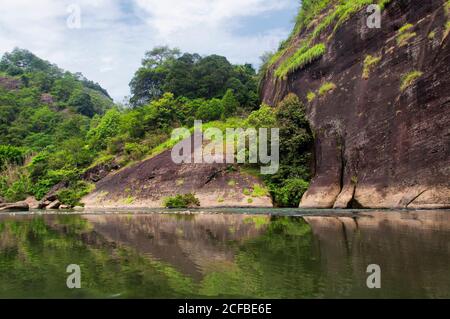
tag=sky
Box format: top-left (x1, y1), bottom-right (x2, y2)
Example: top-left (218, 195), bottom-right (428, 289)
top-left (0, 0), bottom-right (298, 102)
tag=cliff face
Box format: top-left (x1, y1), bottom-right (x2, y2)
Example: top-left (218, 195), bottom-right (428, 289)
top-left (261, 0), bottom-right (450, 209)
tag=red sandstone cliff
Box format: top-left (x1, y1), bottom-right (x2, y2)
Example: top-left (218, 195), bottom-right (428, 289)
top-left (261, 0), bottom-right (450, 208)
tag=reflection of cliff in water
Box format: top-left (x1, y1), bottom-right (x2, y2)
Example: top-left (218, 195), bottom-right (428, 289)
top-left (82, 214), bottom-right (270, 280)
top-left (304, 211), bottom-right (450, 298)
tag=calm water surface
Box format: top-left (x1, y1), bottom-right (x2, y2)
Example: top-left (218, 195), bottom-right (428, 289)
top-left (0, 209), bottom-right (449, 298)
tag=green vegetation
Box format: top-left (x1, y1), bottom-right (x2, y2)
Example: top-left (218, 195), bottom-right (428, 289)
top-left (227, 179), bottom-right (236, 187)
top-left (397, 23), bottom-right (416, 46)
top-left (251, 184), bottom-right (269, 198)
top-left (56, 182), bottom-right (94, 207)
top-left (129, 46), bottom-right (258, 110)
top-left (428, 31), bottom-right (436, 40)
top-left (0, 145), bottom-right (28, 170)
top-left (0, 47), bottom-right (264, 205)
top-left (163, 194), bottom-right (201, 208)
top-left (275, 43), bottom-right (326, 79)
top-left (362, 55), bottom-right (381, 79)
top-left (444, 21), bottom-right (450, 41)
top-left (400, 71), bottom-right (423, 92)
top-left (318, 82), bottom-right (337, 96)
top-left (262, 94), bottom-right (313, 207)
top-left (0, 45), bottom-right (315, 208)
top-left (307, 91), bottom-right (316, 103)
top-left (268, 0), bottom-right (386, 76)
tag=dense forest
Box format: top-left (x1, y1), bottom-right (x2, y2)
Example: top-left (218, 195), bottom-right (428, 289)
top-left (0, 46), bottom-right (313, 208)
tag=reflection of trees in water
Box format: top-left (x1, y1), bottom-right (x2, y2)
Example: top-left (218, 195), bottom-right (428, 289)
top-left (0, 211), bottom-right (449, 298)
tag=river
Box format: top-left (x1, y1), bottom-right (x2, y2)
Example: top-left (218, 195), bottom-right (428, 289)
top-left (0, 209), bottom-right (449, 298)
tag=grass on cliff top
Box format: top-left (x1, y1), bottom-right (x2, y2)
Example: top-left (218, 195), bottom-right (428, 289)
top-left (400, 71), bottom-right (423, 92)
top-left (270, 0), bottom-right (390, 78)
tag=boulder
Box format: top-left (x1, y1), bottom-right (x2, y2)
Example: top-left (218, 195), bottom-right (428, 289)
top-left (0, 201), bottom-right (29, 212)
top-left (38, 200), bottom-right (52, 209)
top-left (46, 200), bottom-right (61, 210)
top-left (25, 196), bottom-right (40, 210)
top-left (59, 205), bottom-right (71, 210)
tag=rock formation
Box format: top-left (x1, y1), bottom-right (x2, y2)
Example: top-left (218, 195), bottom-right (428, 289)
top-left (82, 134), bottom-right (273, 208)
top-left (261, 0), bottom-right (450, 208)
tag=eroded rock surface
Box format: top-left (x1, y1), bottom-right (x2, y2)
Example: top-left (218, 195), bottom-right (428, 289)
top-left (261, 0), bottom-right (450, 208)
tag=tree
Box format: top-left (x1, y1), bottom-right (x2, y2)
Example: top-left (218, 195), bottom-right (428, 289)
top-left (68, 90), bottom-right (95, 117)
top-left (222, 89), bottom-right (239, 117)
top-left (129, 47), bottom-right (260, 109)
top-left (196, 99), bottom-right (224, 122)
top-left (129, 46), bottom-right (181, 107)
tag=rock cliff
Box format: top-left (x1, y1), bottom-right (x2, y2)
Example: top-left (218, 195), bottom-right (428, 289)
top-left (261, 0), bottom-right (450, 208)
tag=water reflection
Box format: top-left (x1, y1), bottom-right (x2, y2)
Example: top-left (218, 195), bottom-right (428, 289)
top-left (0, 210), bottom-right (449, 298)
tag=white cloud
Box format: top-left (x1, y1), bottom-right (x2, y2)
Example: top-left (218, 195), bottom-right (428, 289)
top-left (0, 0), bottom-right (295, 101)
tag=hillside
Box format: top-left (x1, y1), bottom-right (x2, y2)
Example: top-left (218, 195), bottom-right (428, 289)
top-left (260, 0), bottom-right (450, 208)
top-left (0, 48), bottom-right (284, 209)
top-left (0, 49), bottom-right (114, 207)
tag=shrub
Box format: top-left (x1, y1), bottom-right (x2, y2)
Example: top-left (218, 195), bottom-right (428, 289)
top-left (0, 165), bottom-right (30, 202)
top-left (397, 23), bottom-right (416, 46)
top-left (307, 91), bottom-right (316, 102)
top-left (362, 55), bottom-right (381, 79)
top-left (318, 82), bottom-right (337, 96)
top-left (222, 89), bottom-right (240, 118)
top-left (252, 184), bottom-right (269, 197)
top-left (195, 99), bottom-right (224, 122)
top-left (0, 145), bottom-right (28, 170)
top-left (57, 181), bottom-right (94, 207)
top-left (400, 71), bottom-right (423, 92)
top-left (268, 178), bottom-right (309, 208)
top-left (163, 193), bottom-right (200, 208)
top-left (124, 142), bottom-right (148, 161)
top-left (245, 104), bottom-right (276, 129)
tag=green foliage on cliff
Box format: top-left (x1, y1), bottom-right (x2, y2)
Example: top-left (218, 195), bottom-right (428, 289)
top-left (397, 23), bottom-right (416, 46)
top-left (275, 43), bottom-right (326, 79)
top-left (400, 71), bottom-right (423, 92)
top-left (318, 82), bottom-right (337, 96)
top-left (246, 94), bottom-right (313, 207)
top-left (362, 55), bottom-right (381, 79)
top-left (267, 0), bottom-right (393, 77)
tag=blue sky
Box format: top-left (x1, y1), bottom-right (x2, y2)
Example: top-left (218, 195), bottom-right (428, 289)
top-left (0, 0), bottom-right (299, 101)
